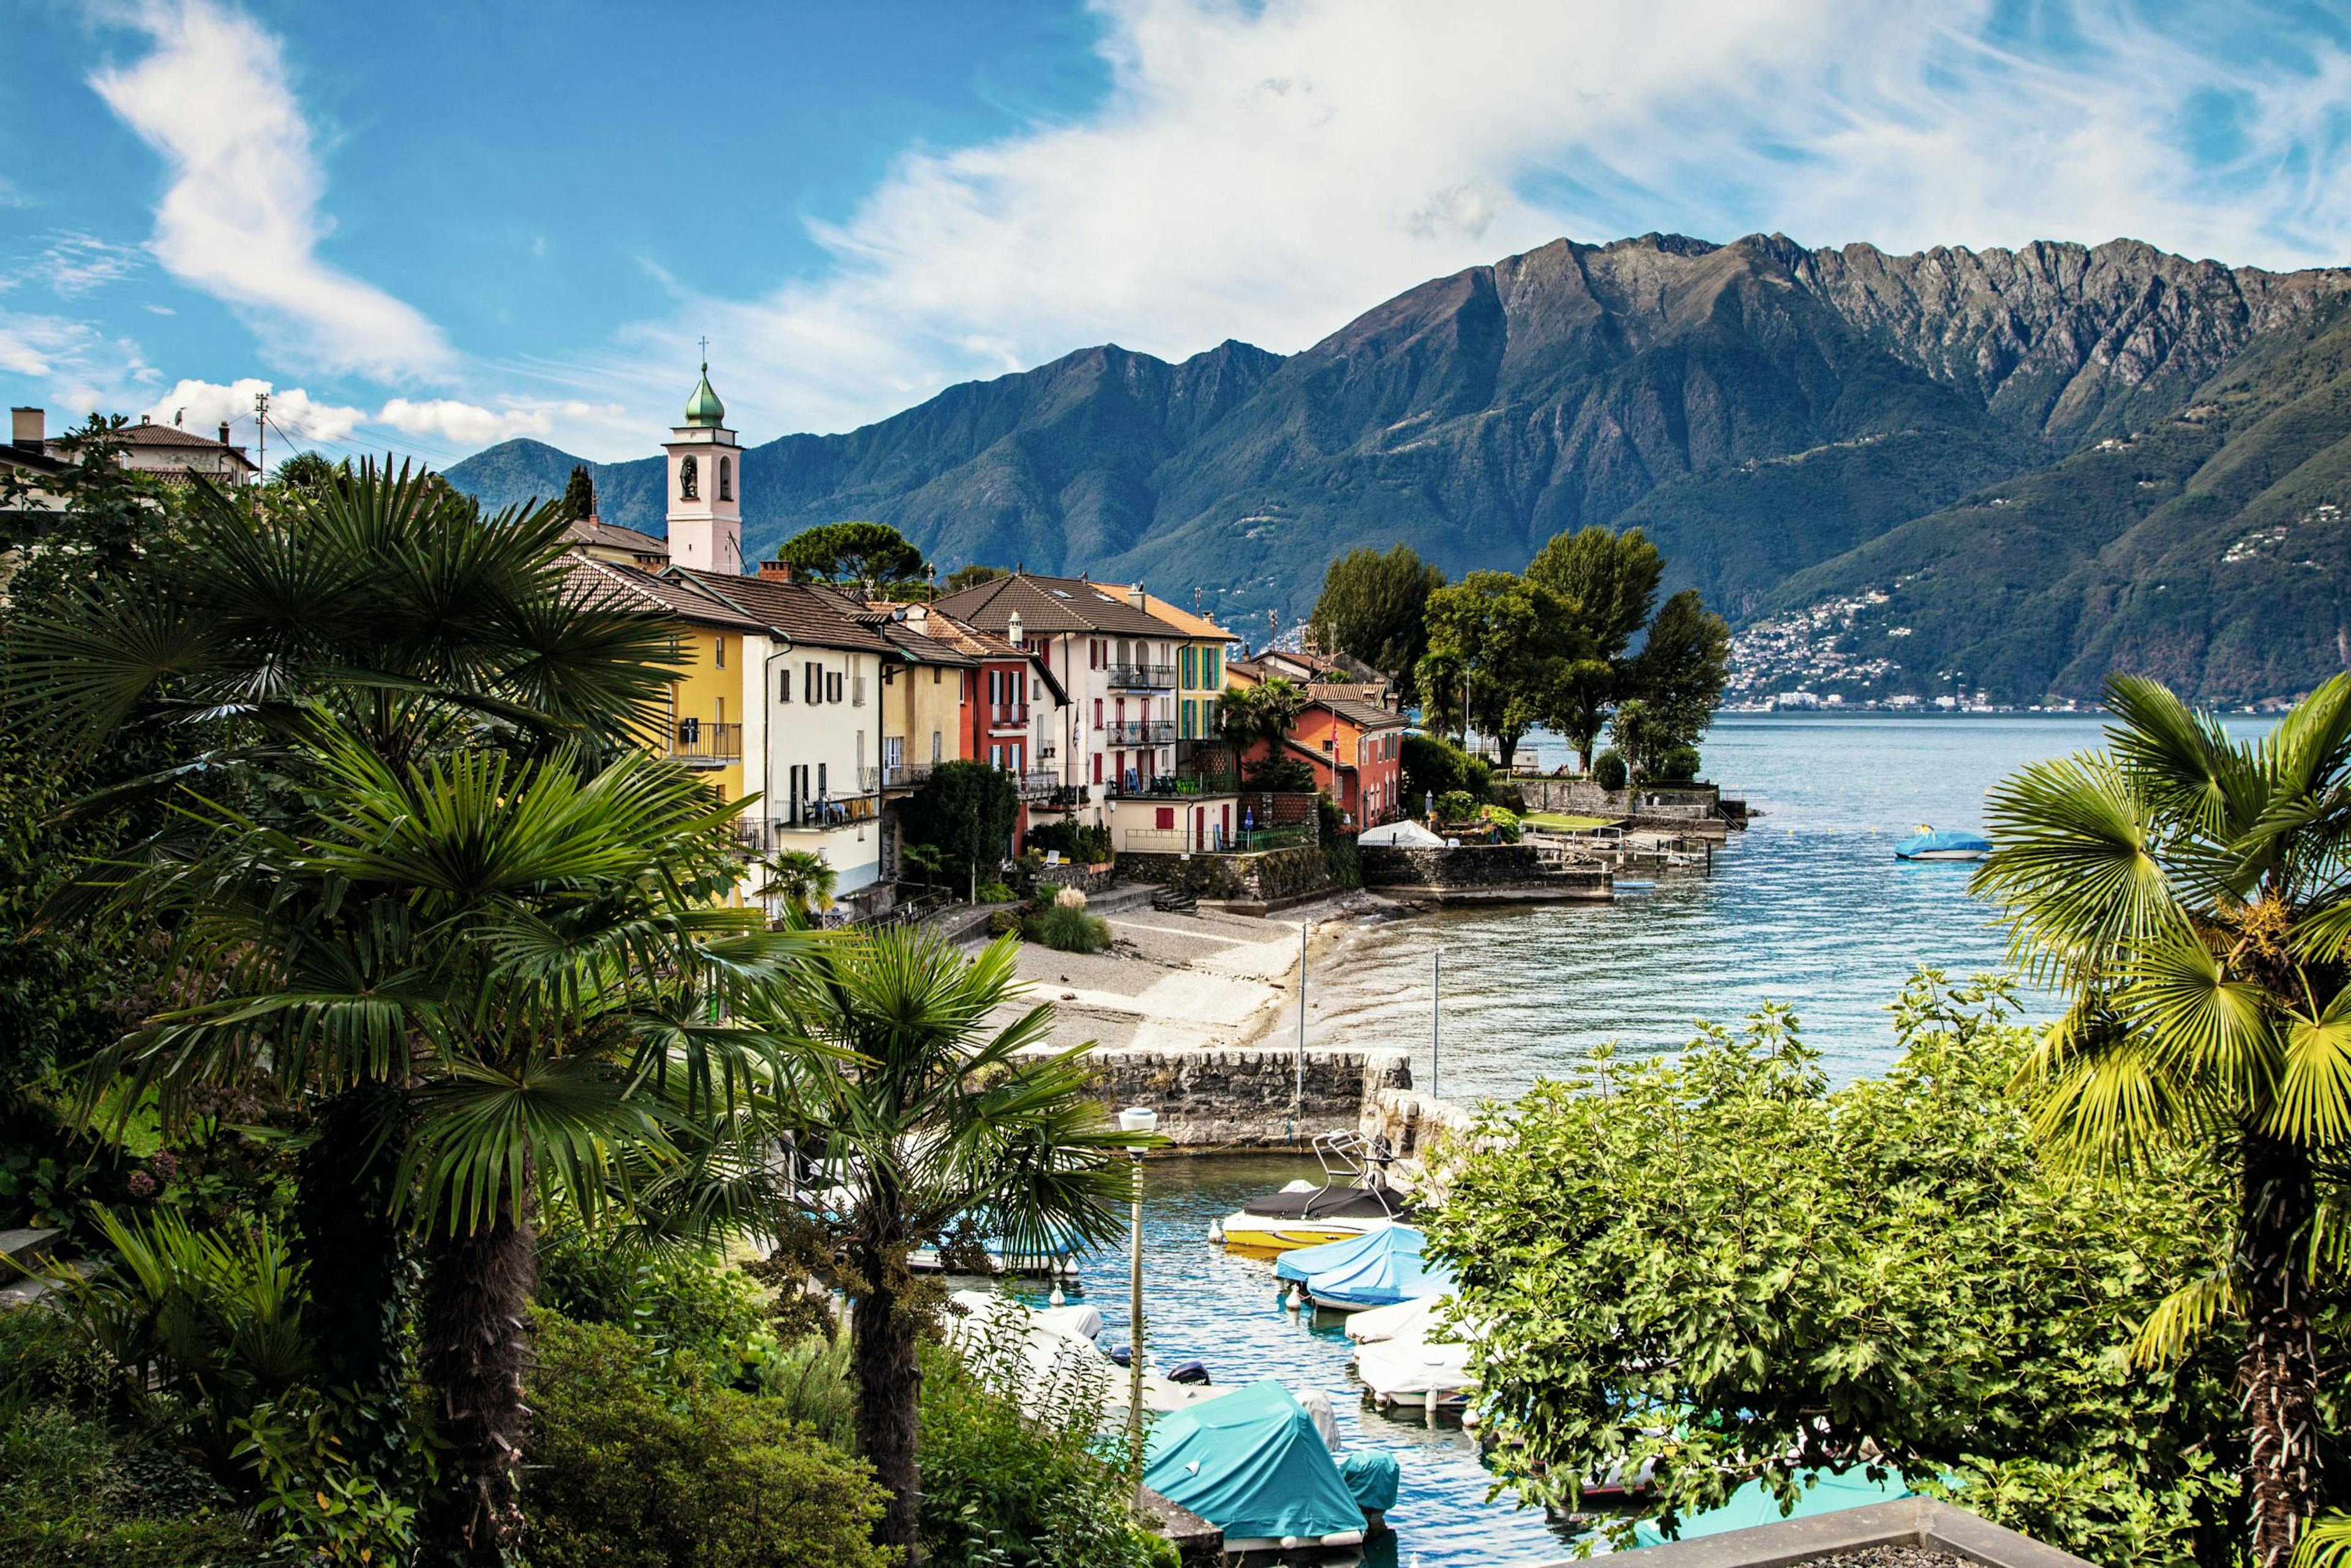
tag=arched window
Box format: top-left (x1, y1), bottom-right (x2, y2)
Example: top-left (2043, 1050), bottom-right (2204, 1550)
top-left (718, 456), bottom-right (733, 501)
top-left (679, 454), bottom-right (699, 500)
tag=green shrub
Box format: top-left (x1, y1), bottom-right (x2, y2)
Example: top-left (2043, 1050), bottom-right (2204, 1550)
top-left (1434, 789), bottom-right (1479, 823)
top-left (1592, 749), bottom-right (1629, 790)
top-left (0, 1404), bottom-right (273, 1568)
top-left (1651, 743), bottom-right (1701, 781)
top-left (917, 1344), bottom-right (1172, 1568)
top-left (524, 1311), bottom-right (890, 1568)
top-left (744, 1332), bottom-right (857, 1453)
top-left (1480, 805), bottom-right (1521, 843)
top-left (1024, 902), bottom-right (1110, 954)
top-left (1244, 755), bottom-right (1316, 792)
top-left (536, 1228), bottom-right (772, 1387)
top-left (984, 906), bottom-right (1024, 938)
top-left (975, 880), bottom-right (1018, 904)
top-left (1401, 733), bottom-right (1490, 806)
top-left (1023, 821), bottom-right (1111, 865)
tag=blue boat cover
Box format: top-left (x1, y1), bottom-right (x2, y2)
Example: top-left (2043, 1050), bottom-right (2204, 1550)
top-left (1340, 1449), bottom-right (1400, 1512)
top-left (1632, 1468), bottom-right (1910, 1544)
top-left (1143, 1380), bottom-right (1367, 1542)
top-left (1274, 1226), bottom-right (1398, 1283)
top-left (1291, 1225), bottom-right (1453, 1308)
top-left (1894, 827), bottom-right (1991, 858)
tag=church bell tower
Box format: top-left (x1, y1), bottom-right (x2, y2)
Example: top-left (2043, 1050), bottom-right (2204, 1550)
top-left (663, 355), bottom-right (741, 574)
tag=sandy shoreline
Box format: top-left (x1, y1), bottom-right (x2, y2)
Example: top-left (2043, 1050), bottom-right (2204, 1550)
top-left (987, 890), bottom-right (1410, 1055)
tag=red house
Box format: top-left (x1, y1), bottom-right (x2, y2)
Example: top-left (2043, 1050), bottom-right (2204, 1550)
top-left (1245, 695), bottom-right (1408, 830)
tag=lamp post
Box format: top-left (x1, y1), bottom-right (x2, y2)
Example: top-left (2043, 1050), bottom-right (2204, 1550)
top-left (1116, 1104), bottom-right (1158, 1499)
top-left (1431, 948), bottom-right (1441, 1102)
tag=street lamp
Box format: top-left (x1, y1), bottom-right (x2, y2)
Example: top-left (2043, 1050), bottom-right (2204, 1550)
top-left (1116, 1105), bottom-right (1159, 1496)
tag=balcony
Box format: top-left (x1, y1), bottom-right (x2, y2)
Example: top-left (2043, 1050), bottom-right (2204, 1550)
top-left (1107, 719), bottom-right (1177, 746)
top-left (669, 719), bottom-right (742, 768)
top-left (1017, 770), bottom-right (1060, 801)
top-left (1107, 662), bottom-right (1176, 691)
top-left (1108, 773), bottom-right (1239, 800)
top-left (882, 761), bottom-right (932, 790)
top-left (988, 703), bottom-right (1029, 732)
top-left (1030, 783), bottom-right (1090, 811)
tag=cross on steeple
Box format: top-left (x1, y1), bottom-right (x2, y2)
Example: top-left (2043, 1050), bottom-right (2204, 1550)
top-left (698, 335), bottom-right (708, 363)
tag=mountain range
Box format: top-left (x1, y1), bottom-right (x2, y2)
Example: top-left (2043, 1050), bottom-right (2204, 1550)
top-left (446, 233), bottom-right (2351, 704)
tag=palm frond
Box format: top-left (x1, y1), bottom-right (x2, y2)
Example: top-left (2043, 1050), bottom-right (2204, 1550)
top-left (2272, 983), bottom-right (2351, 1147)
top-left (1974, 752), bottom-right (2185, 983)
top-left (2129, 1272), bottom-right (2240, 1368)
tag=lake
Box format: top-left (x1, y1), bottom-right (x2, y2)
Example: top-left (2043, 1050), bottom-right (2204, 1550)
top-left (1029, 712), bottom-right (2269, 1567)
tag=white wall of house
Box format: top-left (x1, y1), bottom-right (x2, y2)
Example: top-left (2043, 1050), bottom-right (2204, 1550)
top-left (757, 643), bottom-right (888, 898)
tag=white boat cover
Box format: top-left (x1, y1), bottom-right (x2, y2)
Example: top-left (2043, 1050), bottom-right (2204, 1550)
top-left (1346, 1294), bottom-right (1439, 1344)
top-left (942, 1291), bottom-right (1113, 1417)
top-left (1359, 820), bottom-right (1446, 847)
top-left (1357, 1335), bottom-right (1474, 1400)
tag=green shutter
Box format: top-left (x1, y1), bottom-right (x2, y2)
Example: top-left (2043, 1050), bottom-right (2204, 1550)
top-left (1182, 646), bottom-right (1198, 688)
top-left (1204, 648), bottom-right (1220, 686)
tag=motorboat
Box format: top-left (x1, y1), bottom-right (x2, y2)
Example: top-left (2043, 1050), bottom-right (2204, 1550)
top-left (1273, 1225), bottom-right (1452, 1312)
top-left (1215, 1130), bottom-right (1413, 1252)
top-left (1893, 824), bottom-right (1992, 862)
top-left (1630, 1468), bottom-right (1911, 1544)
top-left (910, 1214), bottom-right (1084, 1278)
top-left (1356, 1333), bottom-right (1474, 1414)
top-left (1142, 1379), bottom-right (1379, 1550)
top-left (944, 1290), bottom-right (1221, 1416)
top-left (1344, 1292), bottom-right (1442, 1345)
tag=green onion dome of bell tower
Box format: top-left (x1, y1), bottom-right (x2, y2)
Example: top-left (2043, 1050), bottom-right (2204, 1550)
top-left (683, 362), bottom-right (726, 428)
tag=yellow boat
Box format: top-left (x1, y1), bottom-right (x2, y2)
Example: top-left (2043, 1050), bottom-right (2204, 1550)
top-left (1214, 1131), bottom-right (1416, 1253)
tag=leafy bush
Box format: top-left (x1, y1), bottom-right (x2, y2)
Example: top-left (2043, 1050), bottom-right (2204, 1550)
top-left (1591, 749), bottom-right (1628, 790)
top-left (984, 907), bottom-right (1024, 938)
top-left (1649, 743), bottom-right (1701, 781)
top-left (1024, 902), bottom-right (1110, 954)
top-left (1401, 733), bottom-right (1490, 807)
top-left (744, 1332), bottom-right (857, 1453)
top-left (1244, 755), bottom-right (1317, 792)
top-left (975, 880), bottom-right (1018, 904)
top-left (523, 1311), bottom-right (890, 1568)
top-left (1023, 821), bottom-right (1111, 865)
top-left (0, 1404), bottom-right (274, 1568)
top-left (1480, 805), bottom-right (1521, 843)
top-left (1430, 973), bottom-right (2259, 1562)
top-left (1434, 789), bottom-right (1479, 823)
top-left (536, 1226), bottom-right (773, 1387)
top-left (917, 1343), bottom-right (1174, 1568)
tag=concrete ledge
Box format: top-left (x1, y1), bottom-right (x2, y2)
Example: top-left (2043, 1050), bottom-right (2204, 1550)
top-left (1138, 1485), bottom-right (1221, 1565)
top-left (1524, 1498), bottom-right (2094, 1568)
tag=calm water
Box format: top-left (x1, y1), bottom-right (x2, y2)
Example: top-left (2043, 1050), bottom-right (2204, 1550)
top-left (1025, 714), bottom-right (2278, 1567)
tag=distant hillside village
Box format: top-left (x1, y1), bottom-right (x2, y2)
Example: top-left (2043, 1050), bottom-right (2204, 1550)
top-left (7, 376), bottom-right (1411, 921)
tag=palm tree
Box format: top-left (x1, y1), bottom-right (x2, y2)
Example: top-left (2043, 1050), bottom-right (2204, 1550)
top-left (6, 459), bottom-right (688, 1482)
top-left (1973, 674), bottom-right (2351, 1567)
top-left (102, 724), bottom-right (803, 1561)
top-left (764, 848), bottom-right (839, 920)
top-left (746, 929), bottom-right (1152, 1556)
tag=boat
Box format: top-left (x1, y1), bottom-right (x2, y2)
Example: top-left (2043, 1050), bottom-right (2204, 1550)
top-left (944, 1290), bottom-right (1221, 1415)
top-left (1893, 824), bottom-right (1992, 862)
top-left (1344, 1293), bottom-right (1442, 1345)
top-left (1273, 1224), bottom-right (1452, 1311)
top-left (1215, 1130), bottom-right (1413, 1252)
top-left (1630, 1468), bottom-right (1911, 1544)
top-left (910, 1214), bottom-right (1084, 1277)
top-left (1142, 1379), bottom-right (1378, 1550)
top-left (1355, 1333), bottom-right (1474, 1413)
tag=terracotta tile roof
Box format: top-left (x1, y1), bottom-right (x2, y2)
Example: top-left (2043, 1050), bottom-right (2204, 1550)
top-left (930, 571), bottom-right (1189, 639)
top-left (1311, 694), bottom-right (1406, 730)
top-left (667, 568), bottom-right (901, 655)
top-left (116, 419), bottom-right (254, 451)
top-left (563, 517), bottom-right (669, 557)
top-left (1123, 590), bottom-right (1235, 642)
top-left (561, 557), bottom-right (766, 629)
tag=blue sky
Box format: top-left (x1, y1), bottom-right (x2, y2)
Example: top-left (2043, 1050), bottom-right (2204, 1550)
top-left (6, 1), bottom-right (2351, 468)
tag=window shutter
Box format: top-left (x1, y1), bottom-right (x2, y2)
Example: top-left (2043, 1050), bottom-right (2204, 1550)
top-left (779, 667), bottom-right (792, 703)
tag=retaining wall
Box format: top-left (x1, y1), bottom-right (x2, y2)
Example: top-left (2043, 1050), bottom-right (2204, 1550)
top-left (1360, 843), bottom-right (1608, 898)
top-left (1065, 1046), bottom-right (1412, 1147)
top-left (1116, 844), bottom-right (1335, 906)
top-left (1515, 778), bottom-right (1721, 818)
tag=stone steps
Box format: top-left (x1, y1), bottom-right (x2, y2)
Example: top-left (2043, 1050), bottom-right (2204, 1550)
top-left (0, 1228), bottom-right (81, 1311)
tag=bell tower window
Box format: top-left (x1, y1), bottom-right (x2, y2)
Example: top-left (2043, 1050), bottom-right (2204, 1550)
top-left (718, 456), bottom-right (732, 501)
top-left (679, 454), bottom-right (699, 500)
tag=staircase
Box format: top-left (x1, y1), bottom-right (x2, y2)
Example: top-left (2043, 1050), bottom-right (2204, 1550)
top-left (0, 1226), bottom-right (67, 1310)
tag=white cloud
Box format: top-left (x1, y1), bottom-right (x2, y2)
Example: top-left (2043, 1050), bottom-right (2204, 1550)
top-left (142, 378), bottom-right (367, 444)
top-left (89, 0), bottom-right (452, 380)
top-left (577, 0), bottom-right (2351, 442)
top-left (375, 398), bottom-right (557, 446)
top-left (9, 231), bottom-right (144, 298)
top-left (0, 311), bottom-right (161, 416)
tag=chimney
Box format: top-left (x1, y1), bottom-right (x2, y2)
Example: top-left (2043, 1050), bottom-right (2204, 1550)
top-left (1127, 584), bottom-right (1144, 609)
top-left (758, 560), bottom-right (792, 581)
top-left (1007, 610), bottom-right (1024, 648)
top-left (11, 407), bottom-right (42, 452)
top-left (219, 421), bottom-right (231, 446)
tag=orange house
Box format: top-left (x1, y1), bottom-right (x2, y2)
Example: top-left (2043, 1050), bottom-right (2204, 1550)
top-left (1245, 694), bottom-right (1407, 829)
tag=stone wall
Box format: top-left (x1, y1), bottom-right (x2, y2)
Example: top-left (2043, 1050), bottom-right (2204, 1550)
top-left (1116, 844), bottom-right (1334, 906)
top-left (1360, 1085), bottom-right (1477, 1199)
top-left (1360, 843), bottom-right (1605, 895)
top-left (1515, 778), bottom-right (1720, 818)
top-left (1065, 1046), bottom-right (1412, 1147)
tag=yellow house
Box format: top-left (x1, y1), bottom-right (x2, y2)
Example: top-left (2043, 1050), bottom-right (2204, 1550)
top-left (562, 555), bottom-right (770, 807)
top-left (1121, 591), bottom-right (1235, 753)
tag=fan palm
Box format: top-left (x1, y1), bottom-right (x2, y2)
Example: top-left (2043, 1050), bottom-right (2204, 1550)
top-left (764, 847), bottom-right (839, 919)
top-left (1973, 673), bottom-right (2351, 1566)
top-left (5, 459), bottom-right (692, 1487)
top-left (743, 928), bottom-right (1152, 1555)
top-left (98, 722), bottom-right (806, 1561)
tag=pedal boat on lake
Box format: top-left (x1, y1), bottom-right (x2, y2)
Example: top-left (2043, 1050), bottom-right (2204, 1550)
top-left (1893, 824), bottom-right (1992, 862)
top-left (1215, 1131), bottom-right (1412, 1253)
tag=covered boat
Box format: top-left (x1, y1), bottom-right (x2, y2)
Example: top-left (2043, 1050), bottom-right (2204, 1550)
top-left (1275, 1224), bottom-right (1451, 1311)
top-left (1143, 1379), bottom-right (1372, 1550)
top-left (1894, 825), bottom-right (1992, 862)
top-left (1217, 1131), bottom-right (1412, 1252)
top-left (1359, 819), bottom-right (1446, 847)
top-left (1632, 1468), bottom-right (1911, 1544)
top-left (1355, 1333), bottom-right (1474, 1412)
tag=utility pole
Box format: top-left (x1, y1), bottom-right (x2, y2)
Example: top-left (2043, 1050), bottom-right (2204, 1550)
top-left (1293, 920), bottom-right (1309, 1131)
top-left (1431, 950), bottom-right (1441, 1102)
top-left (253, 390), bottom-right (268, 480)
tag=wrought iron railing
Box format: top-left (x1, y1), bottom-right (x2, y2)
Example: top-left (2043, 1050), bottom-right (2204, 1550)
top-left (669, 720), bottom-right (742, 765)
top-left (1107, 662), bottom-right (1176, 690)
top-left (1018, 770), bottom-right (1060, 801)
top-left (1107, 719), bottom-right (1176, 745)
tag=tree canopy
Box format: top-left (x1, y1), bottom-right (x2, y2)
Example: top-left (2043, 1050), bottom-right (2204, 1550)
top-left (941, 563), bottom-right (1010, 594)
top-left (1417, 570), bottom-right (1586, 771)
top-left (1308, 544), bottom-right (1445, 703)
top-left (560, 463), bottom-right (596, 522)
top-left (1431, 974), bottom-right (2278, 1564)
top-left (897, 760), bottom-right (1017, 900)
top-left (776, 521), bottom-right (928, 590)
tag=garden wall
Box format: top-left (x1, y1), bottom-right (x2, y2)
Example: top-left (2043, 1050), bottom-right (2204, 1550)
top-left (1116, 844), bottom-right (1335, 906)
top-left (1515, 778), bottom-right (1721, 818)
top-left (1068, 1046), bottom-right (1413, 1148)
top-left (1360, 844), bottom-right (1608, 899)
